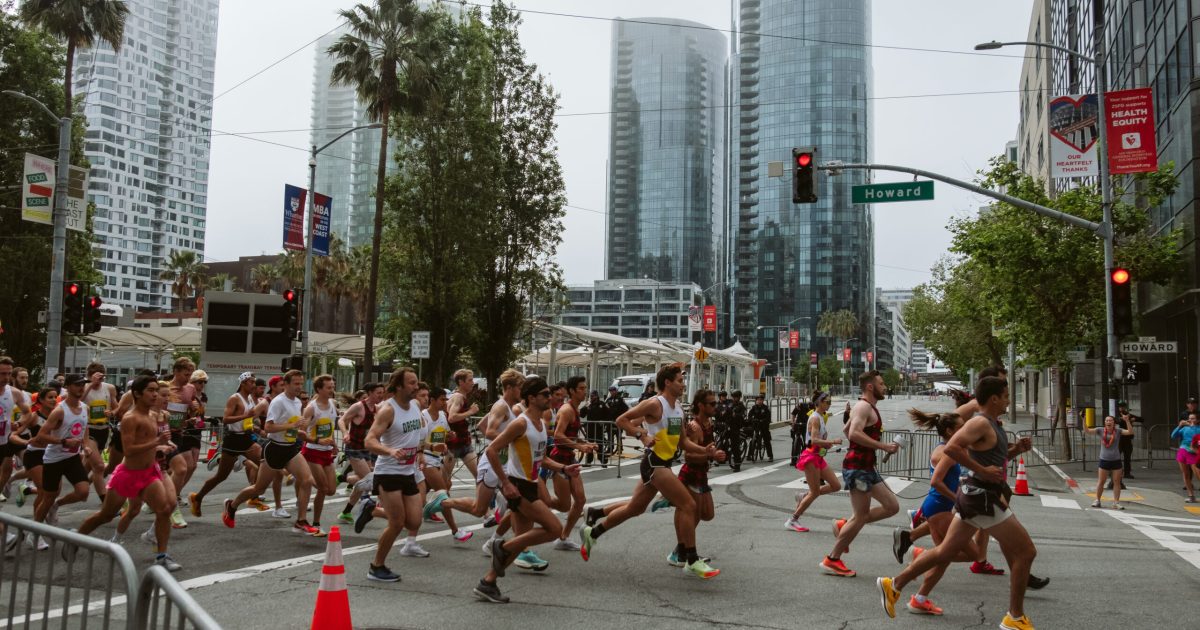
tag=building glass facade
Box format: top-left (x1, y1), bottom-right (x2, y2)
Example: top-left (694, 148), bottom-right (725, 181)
top-left (75, 0), bottom-right (219, 310)
top-left (732, 0), bottom-right (874, 366)
top-left (605, 18), bottom-right (728, 295)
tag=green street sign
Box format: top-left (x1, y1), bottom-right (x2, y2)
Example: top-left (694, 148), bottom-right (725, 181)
top-left (852, 181), bottom-right (934, 204)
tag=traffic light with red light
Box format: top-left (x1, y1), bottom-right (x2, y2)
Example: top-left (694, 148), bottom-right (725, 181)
top-left (83, 294), bottom-right (103, 334)
top-left (282, 289), bottom-right (299, 340)
top-left (63, 282), bottom-right (83, 334)
top-left (1111, 267), bottom-right (1133, 336)
top-left (792, 147), bottom-right (817, 203)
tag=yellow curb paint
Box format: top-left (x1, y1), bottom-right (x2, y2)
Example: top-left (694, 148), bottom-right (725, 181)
top-left (1084, 491), bottom-right (1144, 502)
top-left (1185, 506), bottom-right (1200, 516)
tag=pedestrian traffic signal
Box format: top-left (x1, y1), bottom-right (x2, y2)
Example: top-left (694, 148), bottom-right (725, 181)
top-left (282, 289), bottom-right (299, 340)
top-left (63, 282), bottom-right (83, 334)
top-left (792, 147), bottom-right (817, 204)
top-left (1111, 267), bottom-right (1133, 336)
top-left (83, 295), bottom-right (103, 334)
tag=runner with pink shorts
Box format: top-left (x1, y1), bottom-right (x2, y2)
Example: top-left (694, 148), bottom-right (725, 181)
top-left (108, 461), bottom-right (163, 499)
top-left (785, 391), bottom-right (843, 532)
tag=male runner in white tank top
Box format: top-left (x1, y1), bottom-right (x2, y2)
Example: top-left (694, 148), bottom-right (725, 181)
top-left (81, 362), bottom-right (117, 501)
top-left (33, 374), bottom-right (92, 526)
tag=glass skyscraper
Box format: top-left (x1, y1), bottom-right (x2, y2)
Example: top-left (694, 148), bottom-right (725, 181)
top-left (605, 18), bottom-right (728, 295)
top-left (75, 0), bottom-right (220, 310)
top-left (732, 0), bottom-right (874, 365)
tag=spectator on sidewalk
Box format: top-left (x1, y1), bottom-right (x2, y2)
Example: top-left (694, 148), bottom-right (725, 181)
top-left (749, 394), bottom-right (773, 462)
top-left (1178, 396), bottom-right (1198, 422)
top-left (1172, 411), bottom-right (1200, 503)
top-left (637, 382), bottom-right (656, 403)
top-left (790, 399), bottom-right (811, 466)
top-left (581, 390), bottom-right (609, 466)
top-left (1116, 401), bottom-right (1140, 481)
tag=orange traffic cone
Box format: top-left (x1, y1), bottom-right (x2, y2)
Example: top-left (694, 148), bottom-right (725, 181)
top-left (311, 526), bottom-right (352, 630)
top-left (203, 430), bottom-right (218, 463)
top-left (1013, 458), bottom-right (1033, 496)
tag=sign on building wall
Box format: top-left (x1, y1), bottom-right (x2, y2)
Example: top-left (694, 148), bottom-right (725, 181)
top-left (1049, 94), bottom-right (1100, 178)
top-left (1105, 87), bottom-right (1158, 174)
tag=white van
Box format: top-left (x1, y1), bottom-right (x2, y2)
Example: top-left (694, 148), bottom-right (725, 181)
top-left (610, 374), bottom-right (656, 407)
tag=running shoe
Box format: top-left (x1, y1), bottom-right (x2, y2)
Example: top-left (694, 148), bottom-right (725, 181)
top-left (579, 525), bottom-right (596, 561)
top-left (4, 532), bottom-right (19, 554)
top-left (108, 533), bottom-right (123, 546)
top-left (0, 492), bottom-right (6, 503)
top-left (233, 457), bottom-right (246, 473)
top-left (906, 595), bottom-right (943, 616)
top-left (47, 502), bottom-right (59, 525)
top-left (553, 538), bottom-right (581, 551)
top-left (309, 524), bottom-right (327, 538)
top-left (907, 508), bottom-right (924, 528)
top-left (221, 499), bottom-right (236, 528)
top-left (141, 528), bottom-right (157, 546)
top-left (482, 508), bottom-right (500, 528)
top-left (206, 455), bottom-right (219, 471)
top-left (36, 536), bottom-right (51, 552)
top-left (292, 520), bottom-right (321, 535)
top-left (337, 512), bottom-right (354, 525)
top-left (784, 518), bottom-right (809, 532)
top-left (473, 579), bottom-right (509, 604)
top-left (649, 497), bottom-right (672, 513)
top-left (892, 528), bottom-right (913, 564)
top-left (1027, 574), bottom-right (1050, 590)
top-left (819, 556), bottom-right (855, 577)
top-left (585, 506), bottom-right (603, 527)
top-left (400, 540), bottom-right (430, 558)
top-left (683, 558), bottom-right (720, 579)
top-left (482, 536), bottom-right (495, 557)
top-left (354, 497), bottom-right (377, 534)
top-left (169, 508), bottom-right (187, 529)
top-left (1090, 500), bottom-right (1102, 508)
top-left (246, 497), bottom-right (270, 512)
top-left (429, 513), bottom-right (445, 523)
top-left (999, 613), bottom-right (1035, 630)
top-left (453, 529), bottom-right (474, 543)
top-left (155, 553), bottom-right (182, 573)
top-left (1113, 502), bottom-right (1125, 510)
top-left (969, 560), bottom-right (1005, 575)
top-left (271, 507), bottom-right (291, 519)
top-left (514, 550), bottom-right (549, 571)
top-left (187, 492), bottom-right (201, 518)
top-left (666, 550), bottom-right (685, 567)
top-left (832, 518), bottom-right (850, 552)
top-left (367, 564), bottom-right (400, 583)
top-left (876, 577), bottom-right (899, 618)
top-left (489, 538), bottom-right (509, 577)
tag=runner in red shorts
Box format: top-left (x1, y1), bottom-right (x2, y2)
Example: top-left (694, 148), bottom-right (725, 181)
top-left (301, 374), bottom-right (339, 536)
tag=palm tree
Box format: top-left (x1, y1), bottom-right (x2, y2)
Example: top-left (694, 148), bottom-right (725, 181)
top-left (817, 309), bottom-right (859, 352)
top-left (207, 273), bottom-right (235, 292)
top-left (344, 245), bottom-right (373, 333)
top-left (158, 250), bottom-right (207, 311)
top-left (19, 0), bottom-right (130, 117)
top-left (250, 263), bottom-right (279, 294)
top-left (327, 0), bottom-right (440, 382)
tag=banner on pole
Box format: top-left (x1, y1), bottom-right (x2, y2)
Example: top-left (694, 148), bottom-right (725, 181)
top-left (22, 153), bottom-right (55, 225)
top-left (777, 330), bottom-right (789, 349)
top-left (842, 348), bottom-right (851, 362)
top-left (283, 184), bottom-right (307, 252)
top-left (1049, 94), bottom-right (1100, 178)
top-left (311, 192), bottom-right (332, 256)
top-left (1105, 87), bottom-right (1158, 174)
top-left (702, 305), bottom-right (717, 332)
top-left (789, 330), bottom-right (799, 349)
top-left (809, 352), bottom-right (818, 367)
top-left (688, 306), bottom-right (702, 332)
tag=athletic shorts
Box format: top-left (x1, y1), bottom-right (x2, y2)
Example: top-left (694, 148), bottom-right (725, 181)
top-left (639, 452), bottom-right (677, 485)
top-left (956, 505), bottom-right (1013, 530)
top-left (422, 452), bottom-right (443, 470)
top-left (548, 448), bottom-right (577, 467)
top-left (0, 441), bottom-right (24, 458)
top-left (1098, 458), bottom-right (1123, 471)
top-left (22, 448), bottom-right (44, 470)
top-left (920, 493), bottom-right (956, 519)
top-left (843, 468), bottom-right (885, 493)
top-left (374, 473), bottom-right (419, 496)
top-left (796, 449), bottom-right (828, 471)
top-left (505, 477), bottom-right (541, 512)
top-left (42, 456), bottom-right (88, 493)
top-left (1176, 448), bottom-right (1199, 466)
top-left (173, 433), bottom-right (202, 452)
top-left (222, 432), bottom-right (254, 455)
top-left (109, 426), bottom-right (123, 452)
top-left (678, 464), bottom-right (711, 494)
top-left (107, 462), bottom-right (162, 499)
top-left (344, 447), bottom-right (374, 461)
top-left (263, 441), bottom-right (301, 470)
top-left (89, 426), bottom-right (111, 451)
top-left (477, 462), bottom-right (501, 489)
top-left (448, 444), bottom-right (473, 459)
top-left (301, 445), bottom-right (335, 467)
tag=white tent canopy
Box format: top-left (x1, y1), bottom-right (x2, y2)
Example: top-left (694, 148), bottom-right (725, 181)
top-left (76, 327), bottom-right (391, 359)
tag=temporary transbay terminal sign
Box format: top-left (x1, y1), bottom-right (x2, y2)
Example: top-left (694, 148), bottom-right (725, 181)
top-left (200, 291), bottom-right (295, 397)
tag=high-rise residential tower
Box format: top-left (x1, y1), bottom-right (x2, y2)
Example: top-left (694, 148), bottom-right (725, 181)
top-left (605, 18), bottom-right (728, 297)
top-left (731, 0), bottom-right (874, 365)
top-left (75, 0), bottom-right (220, 310)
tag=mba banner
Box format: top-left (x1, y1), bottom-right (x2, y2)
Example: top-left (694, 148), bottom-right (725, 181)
top-left (1105, 87), bottom-right (1158, 174)
top-left (283, 184), bottom-right (307, 252)
top-left (311, 192), bottom-right (332, 256)
top-left (1049, 94), bottom-right (1100, 178)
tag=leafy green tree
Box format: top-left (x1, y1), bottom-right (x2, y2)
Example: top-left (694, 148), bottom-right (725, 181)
top-left (881, 367), bottom-right (902, 393)
top-left (902, 258), bottom-right (1004, 376)
top-left (18, 0), bottom-right (129, 117)
top-left (816, 357), bottom-right (843, 391)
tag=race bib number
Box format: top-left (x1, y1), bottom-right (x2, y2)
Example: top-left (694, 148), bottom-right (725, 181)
top-left (166, 402), bottom-right (188, 430)
top-left (88, 400), bottom-right (108, 424)
top-left (242, 417), bottom-right (255, 432)
top-left (315, 417), bottom-right (334, 440)
top-left (284, 416), bottom-right (300, 443)
top-left (396, 447), bottom-right (419, 465)
top-left (430, 427), bottom-right (447, 444)
top-left (667, 417), bottom-right (682, 436)
top-left (67, 422), bottom-right (84, 453)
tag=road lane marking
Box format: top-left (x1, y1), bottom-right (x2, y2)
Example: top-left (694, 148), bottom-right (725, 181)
top-left (709, 461), bottom-right (790, 485)
top-left (1106, 511), bottom-right (1200, 571)
top-left (1039, 495), bottom-right (1081, 510)
top-left (778, 474), bottom-right (913, 495)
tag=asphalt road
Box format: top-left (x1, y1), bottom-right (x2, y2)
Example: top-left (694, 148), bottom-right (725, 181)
top-left (5, 395), bottom-right (1200, 629)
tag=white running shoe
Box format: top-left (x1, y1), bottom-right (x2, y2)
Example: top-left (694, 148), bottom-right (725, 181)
top-left (47, 502), bottom-right (60, 525)
top-left (108, 533), bottom-right (124, 546)
top-left (141, 528), bottom-right (157, 546)
top-left (553, 538), bottom-right (581, 551)
top-left (400, 540), bottom-right (430, 558)
top-left (233, 456), bottom-right (245, 473)
top-left (36, 537), bottom-right (50, 552)
top-left (482, 537), bottom-right (495, 557)
top-left (271, 507), bottom-right (291, 519)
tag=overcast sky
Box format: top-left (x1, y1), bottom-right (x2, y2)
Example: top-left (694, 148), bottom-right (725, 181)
top-left (205, 0), bottom-right (1034, 290)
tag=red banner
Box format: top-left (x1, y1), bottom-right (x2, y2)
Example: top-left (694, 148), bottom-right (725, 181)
top-left (789, 330), bottom-right (799, 349)
top-left (842, 348), bottom-right (851, 362)
top-left (809, 352), bottom-right (818, 366)
top-left (702, 305), bottom-right (717, 332)
top-left (1105, 87), bottom-right (1158, 174)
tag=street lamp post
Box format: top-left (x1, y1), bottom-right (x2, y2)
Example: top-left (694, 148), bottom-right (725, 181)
top-left (976, 39), bottom-right (1118, 416)
top-left (302, 123), bottom-right (382, 383)
top-left (4, 90), bottom-right (72, 378)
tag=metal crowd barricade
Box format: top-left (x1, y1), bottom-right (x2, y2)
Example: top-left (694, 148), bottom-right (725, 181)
top-left (876, 429), bottom-right (944, 481)
top-left (1141, 423), bottom-right (1180, 469)
top-left (1016, 426), bottom-right (1086, 470)
top-left (135, 566), bottom-right (219, 630)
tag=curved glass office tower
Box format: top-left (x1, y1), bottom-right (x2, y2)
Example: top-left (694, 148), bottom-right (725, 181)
top-left (605, 18), bottom-right (728, 293)
top-left (732, 0), bottom-right (874, 365)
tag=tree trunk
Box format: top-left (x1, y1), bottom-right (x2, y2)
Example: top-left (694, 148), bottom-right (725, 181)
top-left (363, 104), bottom-right (390, 386)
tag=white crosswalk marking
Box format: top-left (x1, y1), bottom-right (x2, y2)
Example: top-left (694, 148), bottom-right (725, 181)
top-left (1039, 495), bottom-right (1081, 510)
top-left (778, 474), bottom-right (913, 495)
top-left (1107, 511), bottom-right (1200, 570)
top-left (709, 460), bottom-right (791, 485)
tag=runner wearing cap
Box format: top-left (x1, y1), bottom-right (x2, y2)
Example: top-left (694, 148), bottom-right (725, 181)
top-left (33, 374), bottom-right (92, 527)
top-left (188, 371), bottom-right (266, 516)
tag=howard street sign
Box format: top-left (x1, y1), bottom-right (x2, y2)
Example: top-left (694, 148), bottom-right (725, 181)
top-left (852, 181), bottom-right (934, 204)
top-left (1120, 340), bottom-right (1176, 353)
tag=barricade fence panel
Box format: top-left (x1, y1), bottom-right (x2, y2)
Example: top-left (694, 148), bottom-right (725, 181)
top-left (135, 566), bottom-right (220, 630)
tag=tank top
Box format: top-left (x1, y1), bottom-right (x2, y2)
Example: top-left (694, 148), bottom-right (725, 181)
top-left (806, 411), bottom-right (830, 456)
top-left (0, 385), bottom-right (14, 446)
top-left (550, 403), bottom-right (581, 457)
top-left (373, 397), bottom-right (424, 475)
top-left (307, 399), bottom-right (338, 452)
top-left (684, 417), bottom-right (716, 473)
top-left (228, 392), bottom-right (256, 434)
top-left (644, 395), bottom-right (684, 461)
top-left (504, 412), bottom-right (547, 482)
top-left (422, 409), bottom-right (450, 455)
top-left (842, 401), bottom-right (882, 471)
top-left (966, 413), bottom-right (1008, 482)
top-left (25, 409), bottom-right (48, 452)
top-left (345, 402), bottom-right (375, 450)
top-left (84, 385), bottom-right (111, 426)
top-left (478, 400), bottom-right (516, 471)
top-left (929, 442), bottom-right (961, 500)
top-left (44, 400), bottom-right (87, 464)
top-left (1098, 426), bottom-right (1121, 461)
top-left (446, 392), bottom-right (473, 448)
